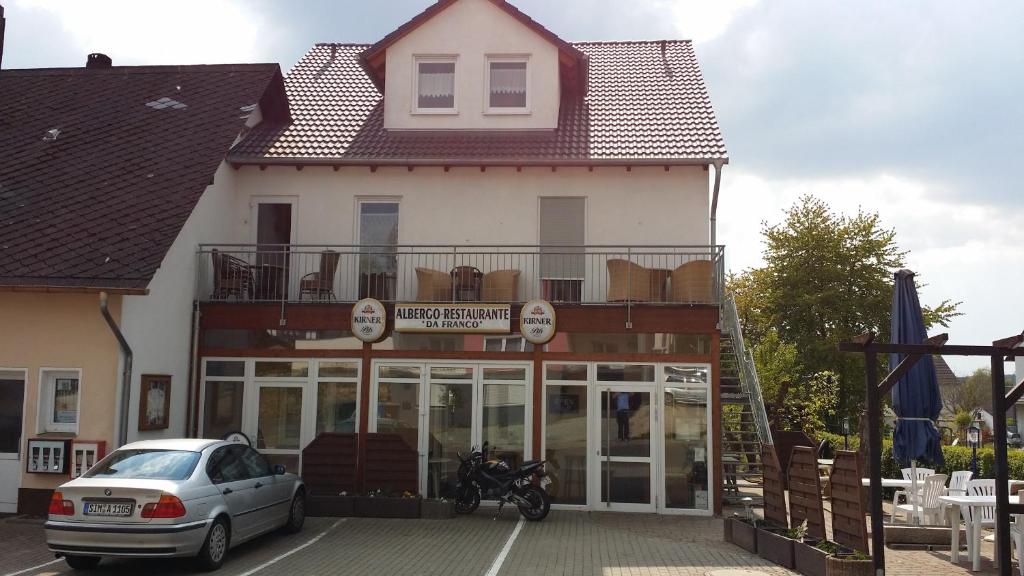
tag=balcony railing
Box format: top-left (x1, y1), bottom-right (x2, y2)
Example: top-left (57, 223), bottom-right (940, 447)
top-left (195, 244), bottom-right (725, 306)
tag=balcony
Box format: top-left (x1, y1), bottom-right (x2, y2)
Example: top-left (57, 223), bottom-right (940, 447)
top-left (195, 244), bottom-right (725, 306)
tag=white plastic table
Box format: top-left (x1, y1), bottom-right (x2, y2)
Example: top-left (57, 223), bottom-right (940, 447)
top-left (861, 478), bottom-right (914, 488)
top-left (938, 494), bottom-right (1021, 571)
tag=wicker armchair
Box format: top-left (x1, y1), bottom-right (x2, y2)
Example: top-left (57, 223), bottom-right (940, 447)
top-left (451, 266), bottom-right (483, 301)
top-left (211, 249), bottom-right (253, 300)
top-left (299, 250), bottom-right (341, 301)
top-left (606, 259), bottom-right (652, 302)
top-left (415, 267), bottom-right (453, 302)
top-left (481, 269), bottom-right (520, 302)
top-left (670, 260), bottom-right (715, 303)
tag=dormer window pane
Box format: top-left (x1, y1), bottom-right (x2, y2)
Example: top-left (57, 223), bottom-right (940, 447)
top-left (489, 61), bottom-right (527, 108)
top-left (417, 61), bottom-right (455, 109)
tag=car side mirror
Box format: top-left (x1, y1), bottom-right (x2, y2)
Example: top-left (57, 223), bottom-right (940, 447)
top-left (273, 464), bottom-right (286, 475)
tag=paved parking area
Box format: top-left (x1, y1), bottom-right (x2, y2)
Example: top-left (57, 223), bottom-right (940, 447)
top-left (0, 512), bottom-right (793, 576)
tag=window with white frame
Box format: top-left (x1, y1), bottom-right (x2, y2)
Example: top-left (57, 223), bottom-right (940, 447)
top-left (415, 57), bottom-right (457, 112)
top-left (40, 369), bottom-right (80, 433)
top-left (486, 56), bottom-right (529, 112)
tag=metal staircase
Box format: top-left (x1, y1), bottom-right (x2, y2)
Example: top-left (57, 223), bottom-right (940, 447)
top-left (720, 294), bottom-right (773, 504)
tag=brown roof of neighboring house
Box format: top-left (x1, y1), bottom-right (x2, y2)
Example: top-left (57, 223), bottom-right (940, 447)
top-left (0, 63), bottom-right (288, 291)
top-left (230, 40), bottom-right (728, 165)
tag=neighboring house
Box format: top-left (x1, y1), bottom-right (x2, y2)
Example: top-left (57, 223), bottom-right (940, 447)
top-left (0, 51), bottom-right (287, 513)
top-left (196, 0), bottom-right (730, 515)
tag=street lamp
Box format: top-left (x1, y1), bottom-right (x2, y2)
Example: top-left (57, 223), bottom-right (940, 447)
top-left (843, 417), bottom-right (850, 450)
top-left (968, 425), bottom-right (981, 476)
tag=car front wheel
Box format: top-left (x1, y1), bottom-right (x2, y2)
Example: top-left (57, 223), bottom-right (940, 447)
top-left (64, 555), bottom-right (101, 570)
top-left (195, 518), bottom-right (230, 571)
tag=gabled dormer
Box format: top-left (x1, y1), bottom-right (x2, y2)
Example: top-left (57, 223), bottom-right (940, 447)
top-left (359, 0), bottom-right (587, 131)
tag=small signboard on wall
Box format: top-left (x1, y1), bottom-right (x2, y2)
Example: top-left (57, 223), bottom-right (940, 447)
top-left (395, 303), bottom-right (511, 334)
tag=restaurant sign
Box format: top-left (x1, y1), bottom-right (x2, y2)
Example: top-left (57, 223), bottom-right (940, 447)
top-left (395, 303), bottom-right (511, 333)
top-left (520, 300), bottom-right (556, 345)
top-left (352, 298), bottom-right (387, 342)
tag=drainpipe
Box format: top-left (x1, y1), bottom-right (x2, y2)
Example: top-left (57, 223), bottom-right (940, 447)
top-left (186, 302), bottom-right (201, 438)
top-left (709, 161), bottom-right (724, 248)
top-left (100, 292), bottom-right (133, 448)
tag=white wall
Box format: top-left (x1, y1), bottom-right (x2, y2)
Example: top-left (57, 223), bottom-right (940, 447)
top-left (383, 0), bottom-right (561, 131)
top-left (120, 162), bottom-right (238, 442)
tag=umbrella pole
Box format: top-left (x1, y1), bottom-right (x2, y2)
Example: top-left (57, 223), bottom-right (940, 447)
top-left (911, 459), bottom-right (921, 525)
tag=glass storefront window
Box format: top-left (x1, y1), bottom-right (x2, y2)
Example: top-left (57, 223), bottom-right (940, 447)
top-left (318, 362), bottom-right (359, 378)
top-left (596, 364), bottom-right (655, 382)
top-left (550, 333), bottom-right (711, 354)
top-left (206, 361), bottom-right (244, 377)
top-left (379, 365), bottom-right (420, 380)
top-left (545, 363), bottom-right (587, 381)
top-left (428, 380), bottom-right (474, 498)
top-left (482, 382), bottom-right (526, 468)
top-left (430, 366), bottom-right (474, 380)
top-left (203, 381), bottom-right (243, 439)
top-left (255, 361), bottom-right (309, 378)
top-left (665, 365), bottom-right (709, 385)
top-left (376, 381), bottom-right (420, 432)
top-left (317, 382), bottom-right (358, 435)
top-left (257, 387), bottom-right (302, 450)
top-left (483, 367), bottom-right (527, 381)
top-left (663, 387), bottom-right (709, 509)
top-left (544, 384), bottom-right (588, 505)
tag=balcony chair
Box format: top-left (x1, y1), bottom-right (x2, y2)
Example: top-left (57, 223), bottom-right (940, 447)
top-left (211, 249), bottom-right (253, 300)
top-left (939, 469), bottom-right (974, 522)
top-left (895, 474), bottom-right (947, 524)
top-left (670, 259), bottom-right (715, 303)
top-left (964, 479), bottom-right (997, 568)
top-left (299, 250), bottom-right (341, 301)
top-left (415, 267), bottom-right (453, 302)
top-left (891, 466), bottom-right (935, 517)
top-left (606, 259), bottom-right (651, 302)
top-left (451, 266), bottom-right (483, 302)
top-left (481, 269), bottom-right (520, 302)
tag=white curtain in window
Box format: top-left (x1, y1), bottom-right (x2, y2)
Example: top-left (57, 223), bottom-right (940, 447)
top-left (418, 65), bottom-right (455, 98)
top-left (490, 63), bottom-right (527, 95)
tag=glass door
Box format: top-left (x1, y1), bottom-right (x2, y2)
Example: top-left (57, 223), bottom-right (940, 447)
top-left (253, 382), bottom-right (305, 473)
top-left (595, 385), bottom-right (656, 511)
top-left (0, 371), bottom-right (24, 513)
top-left (427, 366), bottom-right (476, 498)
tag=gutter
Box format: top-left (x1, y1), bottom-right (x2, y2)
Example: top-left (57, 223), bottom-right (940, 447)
top-left (228, 156), bottom-right (730, 169)
top-left (100, 292), bottom-right (133, 448)
top-left (709, 160), bottom-right (724, 247)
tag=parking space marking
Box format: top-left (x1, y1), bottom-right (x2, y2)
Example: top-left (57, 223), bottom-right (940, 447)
top-left (232, 519), bottom-right (345, 576)
top-left (2, 558), bottom-right (62, 576)
top-left (483, 516), bottom-right (524, 576)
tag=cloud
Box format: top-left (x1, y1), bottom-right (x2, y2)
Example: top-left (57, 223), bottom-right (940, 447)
top-left (719, 169), bottom-right (1024, 375)
top-left (9, 0), bottom-right (275, 65)
top-left (651, 0), bottom-right (759, 43)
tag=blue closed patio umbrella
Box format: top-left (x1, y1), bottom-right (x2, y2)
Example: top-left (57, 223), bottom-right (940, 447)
top-left (890, 269), bottom-right (944, 523)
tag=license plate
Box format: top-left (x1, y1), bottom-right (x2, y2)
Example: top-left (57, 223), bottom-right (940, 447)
top-left (84, 502), bottom-right (134, 517)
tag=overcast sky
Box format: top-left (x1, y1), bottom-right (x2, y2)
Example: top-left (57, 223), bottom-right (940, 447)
top-left (3, 0), bottom-right (1021, 376)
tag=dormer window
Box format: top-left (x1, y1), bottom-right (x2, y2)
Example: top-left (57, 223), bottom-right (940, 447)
top-left (414, 56), bottom-right (457, 114)
top-left (486, 56), bottom-right (530, 114)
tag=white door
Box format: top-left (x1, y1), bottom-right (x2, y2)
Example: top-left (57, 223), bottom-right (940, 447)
top-left (592, 385), bottom-right (657, 512)
top-left (0, 371), bottom-right (25, 514)
top-left (250, 381), bottom-right (306, 475)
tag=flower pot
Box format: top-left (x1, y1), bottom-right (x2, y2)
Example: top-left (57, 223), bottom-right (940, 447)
top-left (826, 555), bottom-right (872, 576)
top-left (354, 496), bottom-right (421, 519)
top-left (307, 494), bottom-right (354, 517)
top-left (729, 518), bottom-right (758, 554)
top-left (794, 541), bottom-right (829, 576)
top-left (420, 499), bottom-right (455, 519)
top-left (757, 527), bottom-right (795, 569)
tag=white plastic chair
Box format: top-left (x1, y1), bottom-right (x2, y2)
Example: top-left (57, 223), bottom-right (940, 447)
top-left (940, 470), bottom-right (974, 524)
top-left (1012, 513), bottom-right (1024, 576)
top-left (965, 479), bottom-right (997, 568)
top-left (891, 466), bottom-right (935, 518)
top-left (895, 474), bottom-right (947, 524)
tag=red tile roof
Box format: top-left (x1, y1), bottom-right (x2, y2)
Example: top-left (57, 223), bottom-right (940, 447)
top-left (0, 64), bottom-right (286, 290)
top-left (229, 40), bottom-right (728, 166)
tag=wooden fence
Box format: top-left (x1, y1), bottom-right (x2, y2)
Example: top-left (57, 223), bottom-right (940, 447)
top-left (787, 445), bottom-right (827, 539)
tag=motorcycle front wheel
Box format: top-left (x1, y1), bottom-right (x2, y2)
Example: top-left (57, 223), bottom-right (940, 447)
top-left (455, 483), bottom-right (481, 514)
top-left (516, 485), bottom-right (551, 521)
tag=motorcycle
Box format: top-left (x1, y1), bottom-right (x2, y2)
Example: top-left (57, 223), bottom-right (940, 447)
top-left (453, 443), bottom-right (551, 521)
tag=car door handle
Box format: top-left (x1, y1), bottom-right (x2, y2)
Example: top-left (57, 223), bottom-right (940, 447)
top-left (222, 488), bottom-right (233, 495)
top-left (254, 482), bottom-right (263, 489)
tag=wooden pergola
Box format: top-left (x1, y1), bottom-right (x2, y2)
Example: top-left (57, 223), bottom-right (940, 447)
top-left (839, 331), bottom-right (1024, 576)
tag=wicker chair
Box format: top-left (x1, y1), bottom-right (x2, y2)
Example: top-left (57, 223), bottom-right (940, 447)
top-left (670, 260), bottom-right (715, 303)
top-left (415, 267), bottom-right (453, 302)
top-left (211, 249), bottom-right (252, 300)
top-left (481, 269), bottom-right (520, 302)
top-left (606, 259), bottom-right (652, 302)
top-left (451, 266), bottom-right (483, 301)
top-left (299, 250), bottom-right (341, 301)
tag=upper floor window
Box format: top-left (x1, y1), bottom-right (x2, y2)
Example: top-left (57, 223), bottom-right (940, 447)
top-left (415, 56), bottom-right (457, 113)
top-left (486, 56), bottom-right (529, 113)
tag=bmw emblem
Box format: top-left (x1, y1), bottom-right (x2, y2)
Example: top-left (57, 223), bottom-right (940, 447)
top-left (104, 489), bottom-right (112, 496)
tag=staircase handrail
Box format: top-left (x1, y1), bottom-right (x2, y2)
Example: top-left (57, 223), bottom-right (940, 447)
top-left (723, 293), bottom-right (774, 445)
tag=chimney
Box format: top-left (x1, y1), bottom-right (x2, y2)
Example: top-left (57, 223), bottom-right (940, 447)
top-left (86, 52), bottom-right (112, 69)
top-left (1, 4), bottom-right (7, 70)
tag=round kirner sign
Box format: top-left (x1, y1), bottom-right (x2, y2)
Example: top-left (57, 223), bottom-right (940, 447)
top-left (520, 300), bottom-right (556, 345)
top-left (352, 298), bottom-right (386, 342)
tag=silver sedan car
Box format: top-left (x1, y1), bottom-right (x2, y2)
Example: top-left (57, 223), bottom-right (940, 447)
top-left (45, 438), bottom-right (305, 571)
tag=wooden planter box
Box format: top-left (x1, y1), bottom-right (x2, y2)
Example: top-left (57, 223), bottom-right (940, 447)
top-left (826, 555), bottom-right (872, 576)
top-left (723, 517), bottom-right (733, 543)
top-left (728, 518), bottom-right (758, 554)
top-left (757, 527), bottom-right (795, 569)
top-left (354, 496), bottom-right (420, 519)
top-left (420, 499), bottom-right (455, 519)
top-left (794, 540), bottom-right (828, 576)
top-left (307, 494), bottom-right (354, 517)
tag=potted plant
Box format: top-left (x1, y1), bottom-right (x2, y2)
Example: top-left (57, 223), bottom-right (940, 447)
top-left (307, 491), bottom-right (355, 517)
top-left (354, 489), bottom-right (421, 519)
top-left (756, 520), bottom-right (798, 569)
top-left (825, 550), bottom-right (872, 576)
top-left (420, 498), bottom-right (455, 519)
top-left (725, 516), bottom-right (758, 554)
top-left (793, 535), bottom-right (829, 576)
top-left (794, 539), bottom-right (872, 576)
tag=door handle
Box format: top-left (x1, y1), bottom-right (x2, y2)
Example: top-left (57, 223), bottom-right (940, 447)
top-left (254, 482), bottom-right (263, 489)
top-left (222, 488), bottom-right (233, 495)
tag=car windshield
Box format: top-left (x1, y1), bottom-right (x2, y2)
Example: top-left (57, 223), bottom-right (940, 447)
top-left (84, 449), bottom-right (201, 480)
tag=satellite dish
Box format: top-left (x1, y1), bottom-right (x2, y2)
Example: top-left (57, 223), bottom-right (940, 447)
top-left (222, 431), bottom-right (251, 447)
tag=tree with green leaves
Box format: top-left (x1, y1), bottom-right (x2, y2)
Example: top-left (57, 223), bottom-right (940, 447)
top-left (730, 195), bottom-right (961, 430)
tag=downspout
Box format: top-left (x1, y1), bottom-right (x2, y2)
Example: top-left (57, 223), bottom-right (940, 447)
top-left (100, 292), bottom-right (133, 448)
top-left (186, 302), bottom-right (201, 438)
top-left (709, 161), bottom-right (724, 248)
